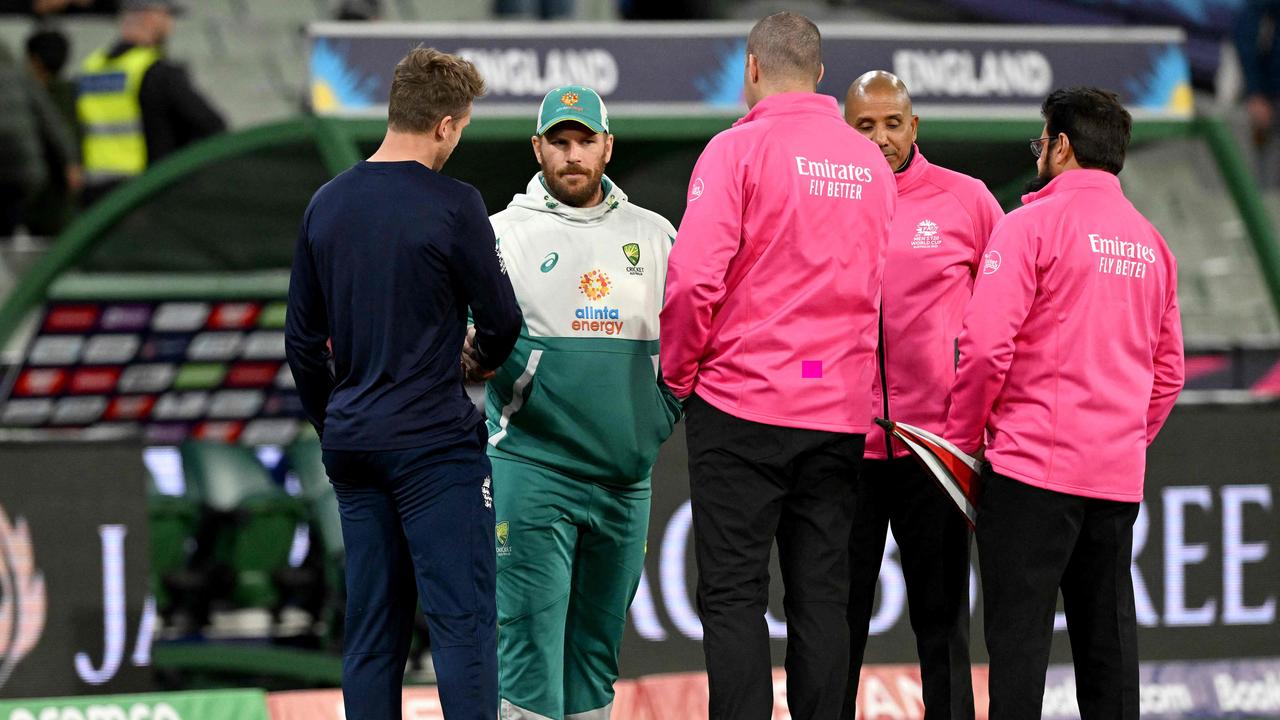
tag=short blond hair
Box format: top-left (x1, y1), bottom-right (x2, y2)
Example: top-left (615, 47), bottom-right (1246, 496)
top-left (387, 47), bottom-right (486, 133)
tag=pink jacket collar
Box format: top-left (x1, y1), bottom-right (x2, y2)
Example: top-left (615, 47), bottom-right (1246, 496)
top-left (894, 144), bottom-right (930, 191)
top-left (733, 92), bottom-right (842, 127)
top-left (1021, 168), bottom-right (1122, 205)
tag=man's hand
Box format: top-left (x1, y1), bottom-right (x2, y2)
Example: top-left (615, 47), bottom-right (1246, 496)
top-left (461, 326), bottom-right (496, 383)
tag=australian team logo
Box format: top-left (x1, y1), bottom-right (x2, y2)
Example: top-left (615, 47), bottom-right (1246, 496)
top-left (0, 503), bottom-right (46, 690)
top-left (578, 269), bottom-right (612, 300)
top-left (622, 243), bottom-right (644, 277)
top-left (561, 91), bottom-right (579, 106)
top-left (495, 521), bottom-right (511, 557)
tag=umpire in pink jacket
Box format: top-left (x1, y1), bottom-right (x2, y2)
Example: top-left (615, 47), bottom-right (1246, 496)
top-left (660, 12), bottom-right (895, 720)
top-left (945, 87), bottom-right (1185, 719)
top-left (842, 71), bottom-right (1003, 720)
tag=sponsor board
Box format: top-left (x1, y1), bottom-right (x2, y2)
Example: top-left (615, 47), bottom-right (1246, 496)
top-left (309, 23), bottom-right (1190, 120)
top-left (0, 689), bottom-right (269, 720)
top-left (0, 444), bottom-right (152, 697)
top-left (620, 404), bottom-right (1279, 677)
top-left (265, 660), bottom-right (1280, 719)
top-left (0, 302), bottom-right (305, 444)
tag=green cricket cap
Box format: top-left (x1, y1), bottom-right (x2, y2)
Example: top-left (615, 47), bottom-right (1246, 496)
top-left (536, 85), bottom-right (610, 135)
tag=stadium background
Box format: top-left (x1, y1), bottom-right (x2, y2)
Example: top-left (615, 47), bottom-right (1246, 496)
top-left (0, 0), bottom-right (1277, 718)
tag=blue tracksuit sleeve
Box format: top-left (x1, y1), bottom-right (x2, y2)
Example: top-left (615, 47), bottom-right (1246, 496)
top-left (451, 189), bottom-right (522, 371)
top-left (285, 208), bottom-right (335, 436)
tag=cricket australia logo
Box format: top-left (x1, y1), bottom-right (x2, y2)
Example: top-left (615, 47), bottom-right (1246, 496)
top-left (912, 219), bottom-right (942, 249)
top-left (0, 504), bottom-right (46, 690)
top-left (495, 521), bottom-right (511, 557)
top-left (622, 243), bottom-right (644, 276)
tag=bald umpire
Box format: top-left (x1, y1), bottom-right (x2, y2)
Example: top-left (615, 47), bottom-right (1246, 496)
top-left (842, 71), bottom-right (1003, 720)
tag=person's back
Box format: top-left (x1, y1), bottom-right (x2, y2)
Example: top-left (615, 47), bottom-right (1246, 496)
top-left (301, 163), bottom-right (503, 450)
top-left (964, 171), bottom-right (1179, 499)
top-left (285, 47), bottom-right (519, 720)
top-left (660, 13), bottom-right (897, 720)
top-left (945, 87), bottom-right (1183, 720)
top-left (662, 92), bottom-right (894, 432)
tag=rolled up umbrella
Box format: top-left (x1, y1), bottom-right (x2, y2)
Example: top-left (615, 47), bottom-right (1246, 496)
top-left (875, 418), bottom-right (981, 528)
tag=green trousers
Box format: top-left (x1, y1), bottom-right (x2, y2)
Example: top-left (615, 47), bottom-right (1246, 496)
top-left (492, 454), bottom-right (649, 720)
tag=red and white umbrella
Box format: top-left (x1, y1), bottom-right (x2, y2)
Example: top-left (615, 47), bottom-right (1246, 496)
top-left (875, 418), bottom-right (982, 528)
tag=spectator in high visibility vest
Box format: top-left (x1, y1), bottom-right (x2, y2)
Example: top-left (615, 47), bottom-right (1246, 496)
top-left (76, 0), bottom-right (224, 205)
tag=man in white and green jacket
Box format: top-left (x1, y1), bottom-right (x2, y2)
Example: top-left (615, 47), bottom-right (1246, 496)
top-left (482, 85), bottom-right (681, 720)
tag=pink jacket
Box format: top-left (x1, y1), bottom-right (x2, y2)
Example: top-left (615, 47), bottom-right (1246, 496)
top-left (866, 147), bottom-right (1003, 460)
top-left (944, 169), bottom-right (1185, 501)
top-left (660, 92), bottom-right (896, 432)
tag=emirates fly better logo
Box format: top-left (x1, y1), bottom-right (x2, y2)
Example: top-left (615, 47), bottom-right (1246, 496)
top-left (0, 503), bottom-right (46, 690)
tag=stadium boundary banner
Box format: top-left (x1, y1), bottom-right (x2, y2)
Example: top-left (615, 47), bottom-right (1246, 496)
top-left (265, 686), bottom-right (648, 720)
top-left (0, 442), bottom-right (153, 698)
top-left (308, 22), bottom-right (1191, 120)
top-left (620, 403), bottom-right (1279, 677)
top-left (0, 689), bottom-right (269, 720)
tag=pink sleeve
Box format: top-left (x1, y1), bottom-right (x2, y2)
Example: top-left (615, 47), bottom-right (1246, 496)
top-left (944, 217), bottom-right (1039, 452)
top-left (971, 187), bottom-right (1005, 271)
top-left (659, 137), bottom-right (743, 398)
top-left (1147, 271), bottom-right (1185, 444)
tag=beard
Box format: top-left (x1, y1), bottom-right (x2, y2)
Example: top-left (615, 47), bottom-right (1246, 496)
top-left (1023, 163), bottom-right (1056, 194)
top-left (542, 161), bottom-right (605, 207)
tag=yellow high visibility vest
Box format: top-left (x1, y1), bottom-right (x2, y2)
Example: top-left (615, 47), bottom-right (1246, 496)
top-left (77, 45), bottom-right (161, 183)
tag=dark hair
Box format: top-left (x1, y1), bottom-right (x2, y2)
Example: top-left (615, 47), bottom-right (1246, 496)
top-left (746, 11), bottom-right (822, 83)
top-left (387, 47), bottom-right (486, 134)
top-left (26, 29), bottom-right (70, 76)
top-left (1041, 87), bottom-right (1132, 174)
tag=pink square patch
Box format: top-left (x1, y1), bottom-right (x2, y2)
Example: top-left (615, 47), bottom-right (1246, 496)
top-left (801, 360), bottom-right (822, 379)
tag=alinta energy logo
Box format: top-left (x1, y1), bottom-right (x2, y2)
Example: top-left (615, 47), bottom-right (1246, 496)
top-left (0, 503), bottom-right (46, 690)
top-left (578, 269), bottom-right (612, 301)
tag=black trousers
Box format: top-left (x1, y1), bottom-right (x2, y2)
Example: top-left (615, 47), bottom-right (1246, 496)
top-left (685, 395), bottom-right (865, 720)
top-left (977, 469), bottom-right (1141, 720)
top-left (842, 457), bottom-right (974, 720)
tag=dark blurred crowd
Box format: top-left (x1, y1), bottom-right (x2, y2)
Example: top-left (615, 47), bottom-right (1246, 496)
top-left (1235, 0), bottom-right (1280, 172)
top-left (0, 0), bottom-right (224, 238)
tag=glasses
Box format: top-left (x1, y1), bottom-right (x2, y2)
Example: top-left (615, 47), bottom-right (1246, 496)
top-left (1029, 136), bottom-right (1058, 159)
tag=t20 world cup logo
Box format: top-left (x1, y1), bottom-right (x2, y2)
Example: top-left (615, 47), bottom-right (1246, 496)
top-left (0, 504), bottom-right (46, 689)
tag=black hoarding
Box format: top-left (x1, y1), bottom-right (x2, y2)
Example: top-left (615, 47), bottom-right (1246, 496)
top-left (620, 403), bottom-right (1280, 676)
top-left (0, 442), bottom-right (153, 698)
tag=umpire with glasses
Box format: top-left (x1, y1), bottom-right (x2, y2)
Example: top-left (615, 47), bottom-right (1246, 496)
top-left (946, 87), bottom-right (1184, 719)
top-left (286, 47), bottom-right (521, 719)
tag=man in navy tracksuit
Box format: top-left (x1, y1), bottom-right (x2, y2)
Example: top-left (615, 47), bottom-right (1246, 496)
top-left (285, 48), bottom-right (522, 719)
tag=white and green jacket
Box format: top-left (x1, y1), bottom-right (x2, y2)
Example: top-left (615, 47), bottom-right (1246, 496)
top-left (485, 174), bottom-right (681, 487)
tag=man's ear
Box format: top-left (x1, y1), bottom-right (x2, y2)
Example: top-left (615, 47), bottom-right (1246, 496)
top-left (1054, 132), bottom-right (1072, 167)
top-left (746, 53), bottom-right (759, 84)
top-left (815, 62), bottom-right (825, 85)
top-left (603, 134), bottom-right (614, 165)
top-left (531, 135), bottom-right (543, 165)
top-left (435, 114), bottom-right (455, 141)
